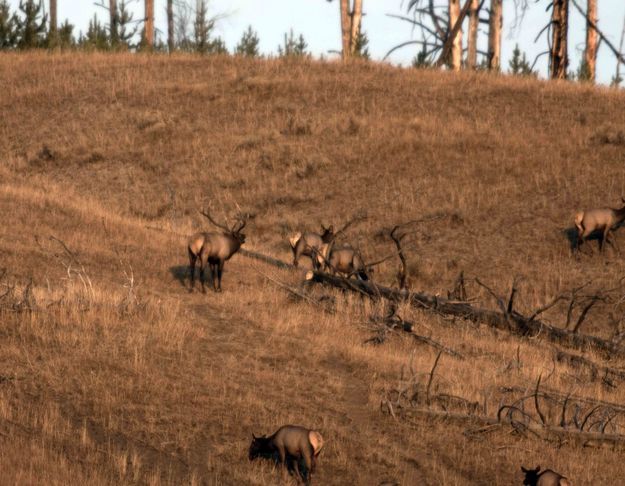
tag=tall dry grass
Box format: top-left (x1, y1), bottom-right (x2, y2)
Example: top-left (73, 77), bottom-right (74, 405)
top-left (1, 52), bottom-right (625, 484)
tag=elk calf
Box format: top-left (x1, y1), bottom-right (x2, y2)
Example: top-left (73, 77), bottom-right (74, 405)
top-left (575, 198), bottom-right (625, 253)
top-left (522, 466), bottom-right (571, 486)
top-left (249, 425), bottom-right (324, 484)
top-left (187, 210), bottom-right (247, 292)
top-left (289, 225), bottom-right (334, 269)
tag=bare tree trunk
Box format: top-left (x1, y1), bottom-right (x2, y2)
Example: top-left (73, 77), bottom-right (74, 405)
top-left (49, 0), bottom-right (57, 34)
top-left (340, 0), bottom-right (351, 59)
top-left (584, 0), bottom-right (597, 81)
top-left (449, 0), bottom-right (462, 70)
top-left (617, 14), bottom-right (625, 84)
top-left (550, 0), bottom-right (570, 79)
top-left (109, 0), bottom-right (118, 46)
top-left (467, 0), bottom-right (479, 69)
top-left (488, 0), bottom-right (502, 70)
top-left (349, 0), bottom-right (363, 55)
top-left (144, 0), bottom-right (154, 48)
top-left (167, 0), bottom-right (175, 53)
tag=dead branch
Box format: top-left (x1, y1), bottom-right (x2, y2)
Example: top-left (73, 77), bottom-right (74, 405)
top-left (426, 351), bottom-right (443, 406)
top-left (475, 278), bottom-right (506, 314)
top-left (529, 294), bottom-right (566, 321)
top-left (390, 225), bottom-right (408, 291)
top-left (571, 295), bottom-right (601, 333)
top-left (534, 374), bottom-right (547, 426)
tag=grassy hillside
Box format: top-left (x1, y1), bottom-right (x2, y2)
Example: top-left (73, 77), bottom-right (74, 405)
top-left (1, 52), bottom-right (625, 485)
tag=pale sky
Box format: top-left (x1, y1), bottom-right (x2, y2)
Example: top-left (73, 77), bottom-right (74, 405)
top-left (8, 0), bottom-right (625, 84)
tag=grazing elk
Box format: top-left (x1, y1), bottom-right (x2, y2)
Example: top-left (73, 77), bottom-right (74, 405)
top-left (317, 241), bottom-right (369, 281)
top-left (249, 425), bottom-right (324, 485)
top-left (575, 198), bottom-right (625, 253)
top-left (289, 225), bottom-right (335, 269)
top-left (521, 466), bottom-right (571, 486)
top-left (187, 210), bottom-right (247, 293)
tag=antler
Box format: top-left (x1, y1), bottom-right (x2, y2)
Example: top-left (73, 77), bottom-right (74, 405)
top-left (199, 209), bottom-right (231, 233)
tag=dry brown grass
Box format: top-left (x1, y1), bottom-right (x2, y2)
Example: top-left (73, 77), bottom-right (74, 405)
top-left (1, 52), bottom-right (625, 484)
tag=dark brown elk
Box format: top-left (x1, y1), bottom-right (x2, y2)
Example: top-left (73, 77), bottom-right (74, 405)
top-left (249, 425), bottom-right (324, 485)
top-left (187, 210), bottom-right (247, 292)
top-left (521, 466), bottom-right (571, 486)
top-left (575, 198), bottom-right (625, 253)
top-left (289, 225), bottom-right (334, 269)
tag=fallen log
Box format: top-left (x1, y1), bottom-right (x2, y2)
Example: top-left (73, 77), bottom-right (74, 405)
top-left (307, 271), bottom-right (625, 359)
top-left (383, 404), bottom-right (625, 450)
top-left (240, 248), bottom-right (293, 270)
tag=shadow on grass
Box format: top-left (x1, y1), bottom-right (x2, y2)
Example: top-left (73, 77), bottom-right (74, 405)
top-left (170, 265), bottom-right (189, 288)
top-left (563, 226), bottom-right (603, 253)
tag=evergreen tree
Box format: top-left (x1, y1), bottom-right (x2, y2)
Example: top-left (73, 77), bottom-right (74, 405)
top-left (0, 0), bottom-right (18, 48)
top-left (508, 44), bottom-right (535, 76)
top-left (235, 25), bottom-right (259, 57)
top-left (194, 0), bottom-right (214, 53)
top-left (353, 30), bottom-right (369, 60)
top-left (117, 0), bottom-right (137, 49)
top-left (576, 58), bottom-right (592, 82)
top-left (79, 14), bottom-right (109, 50)
top-left (278, 29), bottom-right (308, 57)
top-left (57, 19), bottom-right (74, 48)
top-left (15, 0), bottom-right (47, 49)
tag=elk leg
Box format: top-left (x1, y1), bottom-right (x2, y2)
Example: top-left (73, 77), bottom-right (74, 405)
top-left (216, 260), bottom-right (224, 292)
top-left (188, 249), bottom-right (196, 291)
top-left (291, 457), bottom-right (304, 483)
top-left (208, 263), bottom-right (216, 291)
top-left (199, 263), bottom-right (206, 294)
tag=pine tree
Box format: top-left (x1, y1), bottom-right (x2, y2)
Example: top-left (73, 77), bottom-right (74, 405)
top-left (117, 0), bottom-right (137, 49)
top-left (508, 44), bottom-right (534, 76)
top-left (0, 0), bottom-right (18, 48)
top-left (353, 30), bottom-right (369, 60)
top-left (235, 25), bottom-right (260, 57)
top-left (278, 29), bottom-right (308, 57)
top-left (79, 14), bottom-right (109, 50)
top-left (57, 19), bottom-right (74, 48)
top-left (194, 0), bottom-right (214, 53)
top-left (15, 0), bottom-right (47, 49)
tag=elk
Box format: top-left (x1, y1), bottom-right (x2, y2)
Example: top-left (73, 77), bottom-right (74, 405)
top-left (249, 425), bottom-right (324, 485)
top-left (521, 466), bottom-right (571, 486)
top-left (317, 241), bottom-right (369, 281)
top-left (187, 210), bottom-right (247, 292)
top-left (289, 225), bottom-right (334, 269)
top-left (575, 198), bottom-right (625, 253)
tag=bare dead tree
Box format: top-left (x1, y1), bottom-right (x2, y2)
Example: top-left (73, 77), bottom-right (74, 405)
top-left (549, 0), bottom-right (570, 79)
top-left (167, 0), bottom-right (174, 52)
top-left (335, 0), bottom-right (363, 59)
top-left (584, 0), bottom-right (598, 81)
top-left (466, 0), bottom-right (480, 68)
top-left (488, 0), bottom-right (502, 70)
top-left (144, 0), bottom-right (154, 48)
top-left (49, 0), bottom-right (57, 41)
top-left (109, 0), bottom-right (118, 45)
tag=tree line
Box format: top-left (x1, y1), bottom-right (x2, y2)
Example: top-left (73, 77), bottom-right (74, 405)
top-left (0, 0), bottom-right (623, 85)
top-left (0, 0), bottom-right (313, 57)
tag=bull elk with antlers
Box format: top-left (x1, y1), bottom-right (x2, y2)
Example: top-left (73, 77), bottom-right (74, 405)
top-left (187, 210), bottom-right (248, 292)
top-left (575, 198), bottom-right (625, 253)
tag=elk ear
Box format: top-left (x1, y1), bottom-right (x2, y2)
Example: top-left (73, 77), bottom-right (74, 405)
top-left (252, 433), bottom-right (257, 440)
top-left (521, 466), bottom-right (528, 473)
top-left (536, 466), bottom-right (540, 472)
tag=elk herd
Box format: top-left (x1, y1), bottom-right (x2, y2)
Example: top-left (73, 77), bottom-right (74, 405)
top-left (181, 198), bottom-right (625, 483)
